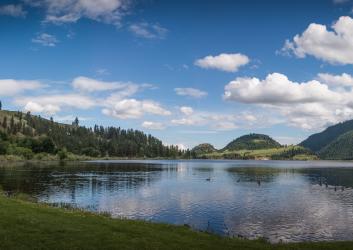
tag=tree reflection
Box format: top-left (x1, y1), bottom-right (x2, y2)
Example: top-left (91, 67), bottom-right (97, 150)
top-left (0, 162), bottom-right (176, 199)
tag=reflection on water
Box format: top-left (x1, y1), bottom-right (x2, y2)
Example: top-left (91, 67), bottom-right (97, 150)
top-left (1, 160), bottom-right (353, 242)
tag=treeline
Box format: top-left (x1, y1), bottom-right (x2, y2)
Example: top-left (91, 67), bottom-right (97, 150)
top-left (0, 110), bottom-right (190, 159)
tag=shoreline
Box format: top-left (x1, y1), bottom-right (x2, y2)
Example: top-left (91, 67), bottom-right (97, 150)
top-left (0, 194), bottom-right (353, 250)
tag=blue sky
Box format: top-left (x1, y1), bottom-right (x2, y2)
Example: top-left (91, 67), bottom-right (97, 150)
top-left (1, 0), bottom-right (353, 149)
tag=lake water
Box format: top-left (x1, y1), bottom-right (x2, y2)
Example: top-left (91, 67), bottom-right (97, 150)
top-left (1, 160), bottom-right (353, 242)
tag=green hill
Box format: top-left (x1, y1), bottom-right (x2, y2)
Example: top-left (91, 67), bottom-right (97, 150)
top-left (191, 134), bottom-right (315, 160)
top-left (0, 109), bottom-right (184, 160)
top-left (191, 143), bottom-right (217, 155)
top-left (319, 131), bottom-right (353, 160)
top-left (300, 119), bottom-right (353, 152)
top-left (222, 133), bottom-right (281, 151)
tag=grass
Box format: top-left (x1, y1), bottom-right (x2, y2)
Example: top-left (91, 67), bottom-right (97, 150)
top-left (0, 195), bottom-right (353, 250)
top-left (201, 146), bottom-right (318, 160)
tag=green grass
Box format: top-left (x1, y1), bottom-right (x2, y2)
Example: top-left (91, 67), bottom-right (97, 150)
top-left (0, 195), bottom-right (353, 250)
top-left (201, 146), bottom-right (317, 160)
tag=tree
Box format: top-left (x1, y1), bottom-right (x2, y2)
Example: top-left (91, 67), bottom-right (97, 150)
top-left (0, 101), bottom-right (2, 110)
top-left (72, 117), bottom-right (79, 127)
top-left (2, 116), bottom-right (7, 129)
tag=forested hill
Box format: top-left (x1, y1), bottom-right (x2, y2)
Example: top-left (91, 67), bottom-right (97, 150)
top-left (300, 119), bottom-right (353, 152)
top-left (319, 131), bottom-right (353, 160)
top-left (222, 133), bottom-right (281, 151)
top-left (0, 110), bottom-right (185, 159)
top-left (191, 143), bottom-right (217, 155)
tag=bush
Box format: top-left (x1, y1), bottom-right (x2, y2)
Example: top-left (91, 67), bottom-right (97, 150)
top-left (17, 137), bottom-right (56, 154)
top-left (58, 148), bottom-right (68, 160)
top-left (81, 147), bottom-right (100, 157)
top-left (7, 146), bottom-right (34, 160)
top-left (0, 141), bottom-right (9, 155)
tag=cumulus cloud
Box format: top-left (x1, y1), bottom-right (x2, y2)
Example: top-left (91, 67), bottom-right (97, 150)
top-left (25, 0), bottom-right (130, 26)
top-left (195, 53), bottom-right (249, 72)
top-left (102, 98), bottom-right (171, 119)
top-left (0, 79), bottom-right (44, 96)
top-left (224, 73), bottom-right (339, 104)
top-left (142, 121), bottom-right (166, 130)
top-left (32, 33), bottom-right (59, 47)
top-left (224, 72), bottom-right (353, 130)
top-left (317, 73), bottom-right (353, 88)
top-left (174, 88), bottom-right (208, 98)
top-left (282, 16), bottom-right (353, 64)
top-left (15, 94), bottom-right (96, 115)
top-left (129, 22), bottom-right (168, 39)
top-left (0, 4), bottom-right (26, 17)
top-left (24, 101), bottom-right (61, 115)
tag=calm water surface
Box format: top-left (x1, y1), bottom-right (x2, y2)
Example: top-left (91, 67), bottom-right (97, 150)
top-left (1, 160), bottom-right (353, 242)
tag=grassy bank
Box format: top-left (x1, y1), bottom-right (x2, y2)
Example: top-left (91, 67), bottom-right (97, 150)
top-left (0, 195), bottom-right (353, 250)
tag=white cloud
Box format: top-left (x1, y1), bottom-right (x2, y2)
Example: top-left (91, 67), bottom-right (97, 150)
top-left (223, 72), bottom-right (353, 130)
top-left (24, 101), bottom-right (60, 115)
top-left (195, 53), bottom-right (249, 72)
top-left (0, 4), bottom-right (26, 17)
top-left (4, 76), bottom-right (170, 123)
top-left (180, 106), bottom-right (193, 115)
top-left (102, 98), bottom-right (171, 119)
top-left (72, 76), bottom-right (138, 93)
top-left (25, 0), bottom-right (130, 26)
top-left (15, 94), bottom-right (96, 115)
top-left (44, 13), bottom-right (80, 24)
top-left (174, 88), bottom-right (208, 98)
top-left (32, 33), bottom-right (59, 47)
top-left (0, 79), bottom-right (44, 96)
top-left (129, 22), bottom-right (168, 39)
top-left (171, 108), bottom-right (271, 131)
top-left (142, 121), bottom-right (165, 130)
top-left (282, 16), bottom-right (353, 64)
top-left (171, 117), bottom-right (203, 126)
top-left (224, 73), bottom-right (339, 104)
top-left (317, 73), bottom-right (353, 88)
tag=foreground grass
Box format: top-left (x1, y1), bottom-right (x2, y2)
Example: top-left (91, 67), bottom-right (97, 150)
top-left (0, 196), bottom-right (353, 250)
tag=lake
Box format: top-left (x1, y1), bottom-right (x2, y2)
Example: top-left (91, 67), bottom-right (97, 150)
top-left (1, 160), bottom-right (353, 243)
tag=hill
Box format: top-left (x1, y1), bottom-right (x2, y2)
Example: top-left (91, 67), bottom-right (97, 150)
top-left (319, 131), bottom-right (353, 160)
top-left (300, 119), bottom-right (353, 152)
top-left (191, 143), bottom-right (217, 155)
top-left (222, 134), bottom-right (281, 151)
top-left (190, 134), bottom-right (315, 160)
top-left (0, 109), bottom-right (184, 160)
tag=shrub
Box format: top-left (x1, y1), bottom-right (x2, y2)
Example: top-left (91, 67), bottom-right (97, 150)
top-left (58, 148), bottom-right (68, 160)
top-left (0, 141), bottom-right (9, 155)
top-left (7, 146), bottom-right (34, 160)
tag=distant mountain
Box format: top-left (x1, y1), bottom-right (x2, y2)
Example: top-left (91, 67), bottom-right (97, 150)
top-left (222, 133), bottom-right (281, 151)
top-left (319, 131), bottom-right (353, 160)
top-left (191, 143), bottom-right (217, 155)
top-left (300, 119), bottom-right (353, 152)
